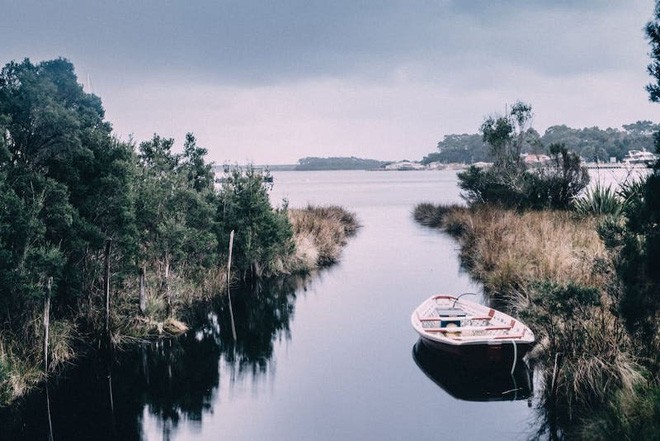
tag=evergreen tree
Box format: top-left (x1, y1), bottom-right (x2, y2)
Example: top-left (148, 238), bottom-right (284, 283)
top-left (0, 58), bottom-right (136, 328)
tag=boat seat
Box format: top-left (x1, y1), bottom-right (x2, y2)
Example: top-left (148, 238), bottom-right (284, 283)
top-left (435, 308), bottom-right (467, 317)
top-left (434, 308), bottom-right (467, 328)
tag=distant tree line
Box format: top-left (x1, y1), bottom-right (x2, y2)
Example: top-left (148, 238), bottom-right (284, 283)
top-left (422, 120), bottom-right (658, 164)
top-left (295, 156), bottom-right (386, 170)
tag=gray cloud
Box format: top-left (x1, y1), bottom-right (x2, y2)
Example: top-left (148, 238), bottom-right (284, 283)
top-left (2, 0), bottom-right (651, 84)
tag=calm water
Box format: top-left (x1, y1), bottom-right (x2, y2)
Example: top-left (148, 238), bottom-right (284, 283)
top-left (1, 170), bottom-right (538, 441)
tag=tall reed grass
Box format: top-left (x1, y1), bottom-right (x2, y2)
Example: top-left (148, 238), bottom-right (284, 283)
top-left (0, 317), bottom-right (76, 405)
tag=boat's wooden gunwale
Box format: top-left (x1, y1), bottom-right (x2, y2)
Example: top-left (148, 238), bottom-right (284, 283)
top-left (422, 325), bottom-right (512, 332)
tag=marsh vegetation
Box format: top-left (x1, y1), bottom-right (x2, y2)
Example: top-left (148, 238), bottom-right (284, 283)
top-left (414, 98), bottom-right (660, 438)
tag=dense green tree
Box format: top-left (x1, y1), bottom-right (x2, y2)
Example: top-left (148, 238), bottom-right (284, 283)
top-left (0, 57), bottom-right (315, 406)
top-left (0, 58), bottom-right (138, 329)
top-left (0, 59), bottom-right (109, 171)
top-left (135, 134), bottom-right (218, 313)
top-left (623, 120), bottom-right (658, 135)
top-left (647, 2), bottom-right (660, 102)
top-left (217, 166), bottom-right (293, 279)
top-left (602, 2), bottom-right (660, 355)
top-left (0, 170), bottom-right (67, 330)
top-left (295, 157), bottom-right (385, 171)
top-left (181, 133), bottom-right (215, 192)
top-left (428, 122), bottom-right (658, 165)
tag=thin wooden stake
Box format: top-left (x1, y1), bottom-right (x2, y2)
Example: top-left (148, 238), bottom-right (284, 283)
top-left (104, 239), bottom-right (112, 341)
top-left (139, 266), bottom-right (146, 315)
top-left (550, 352), bottom-right (562, 398)
top-left (227, 230), bottom-right (237, 341)
top-left (43, 277), bottom-right (52, 373)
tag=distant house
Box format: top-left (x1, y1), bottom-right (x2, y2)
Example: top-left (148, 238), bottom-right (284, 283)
top-left (384, 161), bottom-right (426, 171)
top-left (426, 161), bottom-right (446, 170)
top-left (522, 154), bottom-right (551, 165)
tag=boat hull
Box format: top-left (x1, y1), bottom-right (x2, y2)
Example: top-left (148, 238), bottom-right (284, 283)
top-left (418, 335), bottom-right (532, 364)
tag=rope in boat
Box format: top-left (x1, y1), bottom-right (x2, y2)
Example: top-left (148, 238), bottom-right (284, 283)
top-left (451, 292), bottom-right (520, 376)
top-left (451, 292), bottom-right (478, 308)
top-left (511, 339), bottom-right (517, 375)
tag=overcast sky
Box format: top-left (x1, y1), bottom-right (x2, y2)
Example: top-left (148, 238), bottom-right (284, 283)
top-left (2, 0), bottom-right (659, 164)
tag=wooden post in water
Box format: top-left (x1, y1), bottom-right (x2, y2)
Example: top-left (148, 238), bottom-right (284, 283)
top-left (43, 277), bottom-right (52, 373)
top-left (227, 230), bottom-right (237, 341)
top-left (46, 384), bottom-right (54, 441)
top-left (139, 266), bottom-right (147, 315)
top-left (104, 239), bottom-right (112, 342)
top-left (44, 277), bottom-right (55, 441)
top-left (108, 365), bottom-right (116, 433)
top-left (165, 256), bottom-right (171, 317)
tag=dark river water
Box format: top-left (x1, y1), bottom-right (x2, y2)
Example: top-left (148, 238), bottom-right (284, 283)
top-left (0, 170), bottom-right (539, 440)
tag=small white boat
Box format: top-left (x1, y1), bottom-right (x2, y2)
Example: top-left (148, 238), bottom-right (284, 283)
top-left (411, 294), bottom-right (535, 362)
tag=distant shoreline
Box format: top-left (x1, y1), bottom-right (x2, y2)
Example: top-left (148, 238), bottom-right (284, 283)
top-left (214, 162), bottom-right (653, 174)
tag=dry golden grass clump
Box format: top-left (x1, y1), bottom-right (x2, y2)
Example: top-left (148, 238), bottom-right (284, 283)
top-left (0, 335), bottom-right (42, 403)
top-left (288, 205), bottom-right (360, 270)
top-left (434, 205), bottom-right (609, 291)
top-left (0, 317), bottom-right (77, 404)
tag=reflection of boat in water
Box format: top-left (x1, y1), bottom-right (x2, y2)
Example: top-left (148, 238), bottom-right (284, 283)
top-left (411, 294), bottom-right (535, 363)
top-left (412, 340), bottom-right (532, 402)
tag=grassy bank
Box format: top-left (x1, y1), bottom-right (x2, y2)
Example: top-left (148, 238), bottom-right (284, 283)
top-left (414, 202), bottom-right (659, 439)
top-left (0, 205), bottom-right (358, 407)
top-left (415, 203), bottom-right (608, 289)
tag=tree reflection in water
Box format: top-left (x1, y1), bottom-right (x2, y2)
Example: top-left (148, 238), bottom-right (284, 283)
top-left (216, 277), bottom-right (299, 379)
top-left (0, 275), bottom-right (310, 441)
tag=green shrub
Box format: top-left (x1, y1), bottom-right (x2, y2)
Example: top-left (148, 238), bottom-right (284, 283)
top-left (457, 165), bottom-right (529, 207)
top-left (574, 183), bottom-right (622, 216)
top-left (458, 154), bottom-right (589, 210)
top-left (599, 171), bottom-right (660, 361)
top-left (455, 102), bottom-right (591, 211)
